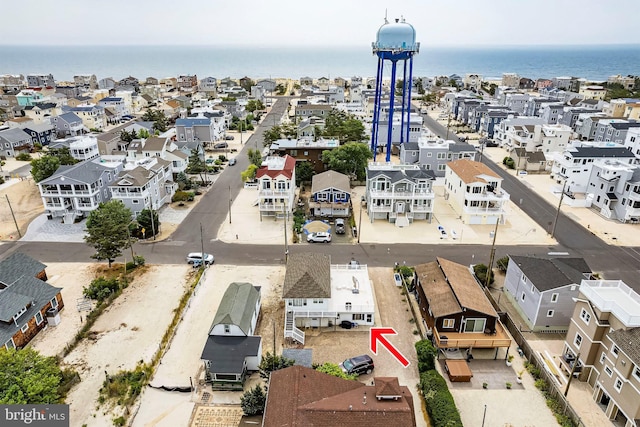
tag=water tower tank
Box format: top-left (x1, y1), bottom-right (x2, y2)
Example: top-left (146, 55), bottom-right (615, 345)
top-left (375, 18), bottom-right (416, 50)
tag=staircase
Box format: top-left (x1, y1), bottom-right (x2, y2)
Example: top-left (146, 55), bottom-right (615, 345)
top-left (63, 212), bottom-right (77, 225)
top-left (395, 215), bottom-right (410, 228)
top-left (284, 310), bottom-right (305, 345)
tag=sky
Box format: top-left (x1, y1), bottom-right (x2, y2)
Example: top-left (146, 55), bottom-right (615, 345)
top-left (3, 0), bottom-right (639, 47)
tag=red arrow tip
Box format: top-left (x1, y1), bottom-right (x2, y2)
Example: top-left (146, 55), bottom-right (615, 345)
top-left (370, 327), bottom-right (410, 368)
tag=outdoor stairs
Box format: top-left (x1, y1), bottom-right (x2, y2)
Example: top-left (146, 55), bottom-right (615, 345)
top-left (63, 212), bottom-right (77, 225)
top-left (284, 310), bottom-right (305, 345)
top-left (395, 215), bottom-right (410, 228)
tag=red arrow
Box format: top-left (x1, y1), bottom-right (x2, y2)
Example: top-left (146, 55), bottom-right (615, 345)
top-left (370, 327), bottom-right (410, 367)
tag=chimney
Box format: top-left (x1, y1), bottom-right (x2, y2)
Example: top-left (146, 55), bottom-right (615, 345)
top-left (363, 392), bottom-right (367, 405)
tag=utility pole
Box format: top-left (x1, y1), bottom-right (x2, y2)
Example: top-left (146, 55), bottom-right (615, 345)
top-left (564, 352), bottom-right (581, 397)
top-left (228, 185), bottom-right (232, 224)
top-left (445, 111), bottom-right (451, 140)
top-left (200, 223), bottom-right (205, 265)
top-left (150, 200), bottom-right (156, 240)
top-left (6, 195), bottom-right (21, 238)
top-left (125, 223), bottom-right (135, 263)
top-left (550, 180), bottom-right (568, 238)
top-left (485, 219), bottom-right (499, 288)
top-left (357, 198), bottom-right (364, 244)
top-left (283, 210), bottom-right (289, 262)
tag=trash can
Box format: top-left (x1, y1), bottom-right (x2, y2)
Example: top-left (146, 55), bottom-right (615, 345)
top-left (489, 231), bottom-right (495, 239)
top-left (352, 226), bottom-right (357, 237)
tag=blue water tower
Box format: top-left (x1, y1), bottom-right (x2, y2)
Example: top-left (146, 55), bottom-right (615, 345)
top-left (371, 17), bottom-right (420, 161)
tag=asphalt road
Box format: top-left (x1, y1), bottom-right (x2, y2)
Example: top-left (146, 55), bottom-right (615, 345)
top-left (1, 98), bottom-right (639, 288)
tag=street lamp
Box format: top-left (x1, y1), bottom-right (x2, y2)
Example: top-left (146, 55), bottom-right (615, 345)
top-left (228, 185), bottom-right (232, 224)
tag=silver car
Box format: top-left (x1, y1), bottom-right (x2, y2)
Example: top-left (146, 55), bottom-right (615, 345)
top-left (186, 252), bottom-right (215, 265)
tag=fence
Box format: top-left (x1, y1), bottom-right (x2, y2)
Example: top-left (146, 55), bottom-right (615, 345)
top-left (483, 288), bottom-right (587, 427)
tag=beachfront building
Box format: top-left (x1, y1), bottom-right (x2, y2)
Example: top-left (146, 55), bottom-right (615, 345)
top-left (26, 74), bottom-right (55, 88)
top-left (444, 159), bottom-right (510, 225)
top-left (0, 74), bottom-right (26, 91)
top-left (256, 155), bottom-right (296, 220)
top-left (594, 119), bottom-right (640, 144)
top-left (283, 253), bottom-right (375, 345)
top-left (562, 280), bottom-right (640, 427)
top-left (502, 73), bottom-right (520, 88)
top-left (365, 162), bottom-right (435, 226)
top-left (38, 158), bottom-right (122, 223)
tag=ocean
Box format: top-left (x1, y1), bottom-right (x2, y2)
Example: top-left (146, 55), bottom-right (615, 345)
top-left (1, 44), bottom-right (639, 83)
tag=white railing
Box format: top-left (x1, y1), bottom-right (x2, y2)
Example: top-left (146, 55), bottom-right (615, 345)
top-left (284, 310), bottom-right (304, 345)
top-left (289, 310), bottom-right (338, 318)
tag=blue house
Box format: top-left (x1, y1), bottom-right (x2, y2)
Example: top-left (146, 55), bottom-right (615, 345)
top-left (309, 170), bottom-right (351, 217)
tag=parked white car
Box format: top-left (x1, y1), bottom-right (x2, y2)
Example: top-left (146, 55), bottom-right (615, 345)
top-left (186, 252), bottom-right (215, 265)
top-left (307, 232), bottom-right (331, 243)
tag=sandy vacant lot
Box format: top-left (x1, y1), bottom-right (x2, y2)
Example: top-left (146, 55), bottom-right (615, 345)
top-left (0, 178), bottom-right (44, 241)
top-left (30, 263), bottom-right (192, 427)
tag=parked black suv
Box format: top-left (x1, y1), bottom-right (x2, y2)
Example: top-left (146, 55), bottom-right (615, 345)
top-left (339, 355), bottom-right (374, 376)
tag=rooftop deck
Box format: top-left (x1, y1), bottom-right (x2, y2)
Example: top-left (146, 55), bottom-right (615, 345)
top-left (433, 321), bottom-right (511, 349)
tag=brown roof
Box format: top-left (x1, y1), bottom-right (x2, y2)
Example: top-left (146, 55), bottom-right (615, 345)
top-left (414, 261), bottom-right (461, 317)
top-left (143, 136), bottom-right (167, 152)
top-left (447, 159), bottom-right (500, 184)
top-left (311, 170), bottom-right (350, 194)
top-left (283, 253), bottom-right (331, 299)
top-left (609, 328), bottom-right (640, 365)
top-left (374, 377), bottom-right (402, 398)
top-left (263, 366), bottom-right (416, 427)
top-left (437, 258), bottom-right (497, 317)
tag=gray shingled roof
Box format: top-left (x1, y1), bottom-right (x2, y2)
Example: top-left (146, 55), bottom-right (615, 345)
top-left (573, 147), bottom-right (635, 158)
top-left (509, 255), bottom-right (591, 292)
top-left (608, 328), bottom-right (640, 365)
top-left (0, 127), bottom-right (32, 143)
top-left (40, 159), bottom-right (112, 185)
top-left (402, 142), bottom-right (419, 151)
top-left (283, 253), bottom-right (331, 299)
top-left (210, 283), bottom-right (260, 335)
top-left (311, 170), bottom-right (350, 195)
top-left (0, 253), bottom-right (61, 344)
top-left (200, 335), bottom-right (261, 374)
top-left (449, 142), bottom-right (476, 153)
top-left (367, 167), bottom-right (434, 183)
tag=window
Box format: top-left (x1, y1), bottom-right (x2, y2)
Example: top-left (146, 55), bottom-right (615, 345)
top-left (366, 314), bottom-right (372, 323)
top-left (551, 293), bottom-right (559, 303)
top-left (633, 366), bottom-right (640, 381)
top-left (312, 299), bottom-right (322, 304)
top-left (353, 313), bottom-right (364, 321)
top-left (35, 311), bottom-right (43, 325)
top-left (612, 345), bottom-right (619, 358)
top-left (224, 325), bottom-right (230, 334)
top-left (521, 293), bottom-right (525, 302)
top-left (442, 319), bottom-right (455, 328)
top-left (614, 377), bottom-right (623, 392)
top-left (600, 352), bottom-right (606, 364)
top-left (547, 310), bottom-right (554, 317)
top-left (580, 308), bottom-right (591, 325)
top-left (21, 324), bottom-right (29, 333)
top-left (574, 333), bottom-right (582, 348)
top-left (605, 365), bottom-right (613, 377)
top-left (345, 302), bottom-right (352, 311)
top-left (4, 339), bottom-right (15, 350)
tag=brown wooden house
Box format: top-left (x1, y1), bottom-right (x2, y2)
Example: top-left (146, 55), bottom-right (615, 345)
top-left (0, 252), bottom-right (63, 350)
top-left (414, 257), bottom-right (511, 354)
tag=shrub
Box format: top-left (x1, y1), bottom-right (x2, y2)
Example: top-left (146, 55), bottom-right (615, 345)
top-left (172, 190), bottom-right (195, 202)
top-left (415, 339), bottom-right (436, 372)
top-left (16, 153), bottom-right (32, 161)
top-left (419, 370), bottom-right (463, 427)
top-left (473, 263), bottom-right (494, 286)
top-left (218, 155), bottom-right (227, 162)
top-left (534, 378), bottom-right (548, 391)
top-left (240, 384), bottom-right (266, 416)
top-left (496, 256), bottom-right (510, 271)
top-left (83, 277), bottom-right (121, 301)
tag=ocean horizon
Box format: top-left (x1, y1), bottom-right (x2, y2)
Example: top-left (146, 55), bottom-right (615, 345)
top-left (1, 44), bottom-right (639, 83)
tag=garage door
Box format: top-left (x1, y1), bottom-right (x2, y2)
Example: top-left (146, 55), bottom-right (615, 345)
top-left (487, 216), bottom-right (499, 225)
top-left (469, 215), bottom-right (482, 224)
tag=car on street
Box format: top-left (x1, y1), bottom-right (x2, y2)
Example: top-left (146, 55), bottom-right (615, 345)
top-left (228, 158), bottom-right (237, 166)
top-left (438, 225), bottom-right (448, 239)
top-left (307, 232), bottom-right (331, 243)
top-left (339, 355), bottom-right (374, 376)
top-left (186, 252), bottom-right (214, 265)
top-left (224, 135), bottom-right (234, 140)
top-left (214, 142), bottom-right (228, 149)
top-left (335, 218), bottom-right (345, 234)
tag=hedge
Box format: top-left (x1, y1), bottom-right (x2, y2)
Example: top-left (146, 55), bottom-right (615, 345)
top-left (419, 370), bottom-right (463, 427)
top-left (415, 339), bottom-right (436, 372)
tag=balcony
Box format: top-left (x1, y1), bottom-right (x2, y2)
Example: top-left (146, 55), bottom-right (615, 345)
top-left (259, 189), bottom-right (291, 196)
top-left (410, 204), bottom-right (432, 213)
top-left (628, 192), bottom-right (640, 202)
top-left (41, 189), bottom-right (94, 196)
top-left (369, 205), bottom-right (392, 213)
top-left (260, 203), bottom-right (287, 211)
top-left (433, 322), bottom-right (511, 349)
top-left (368, 189), bottom-right (433, 199)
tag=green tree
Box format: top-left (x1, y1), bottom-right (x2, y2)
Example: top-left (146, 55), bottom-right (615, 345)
top-left (142, 109), bottom-right (167, 132)
top-left (0, 348), bottom-right (62, 404)
top-left (262, 125), bottom-right (282, 145)
top-left (175, 172), bottom-right (193, 190)
top-left (496, 256), bottom-right (510, 272)
top-left (241, 164), bottom-right (259, 182)
top-left (415, 339), bottom-right (437, 372)
top-left (48, 146), bottom-right (78, 165)
top-left (247, 148), bottom-right (262, 167)
top-left (246, 99), bottom-right (265, 113)
top-left (314, 362), bottom-right (357, 380)
top-left (295, 161), bottom-right (314, 185)
top-left (473, 263), bottom-right (494, 286)
top-left (322, 142), bottom-right (372, 181)
top-left (323, 110), bottom-right (366, 142)
top-left (258, 352), bottom-right (294, 380)
top-left (137, 128), bottom-right (150, 139)
top-left (395, 79), bottom-right (405, 96)
top-left (120, 129), bottom-right (135, 142)
top-left (240, 78), bottom-right (255, 92)
top-left (240, 384), bottom-right (266, 416)
top-left (30, 155), bottom-right (61, 182)
top-left (187, 147), bottom-right (206, 183)
top-left (136, 208), bottom-right (160, 238)
top-left (85, 200), bottom-right (134, 268)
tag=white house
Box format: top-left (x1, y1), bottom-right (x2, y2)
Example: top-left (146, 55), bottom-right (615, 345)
top-left (444, 159), bottom-right (510, 224)
top-left (283, 253), bottom-right (375, 345)
top-left (256, 155), bottom-right (297, 220)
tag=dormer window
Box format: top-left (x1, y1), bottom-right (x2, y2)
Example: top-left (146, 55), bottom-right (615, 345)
top-left (13, 306), bottom-right (27, 321)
